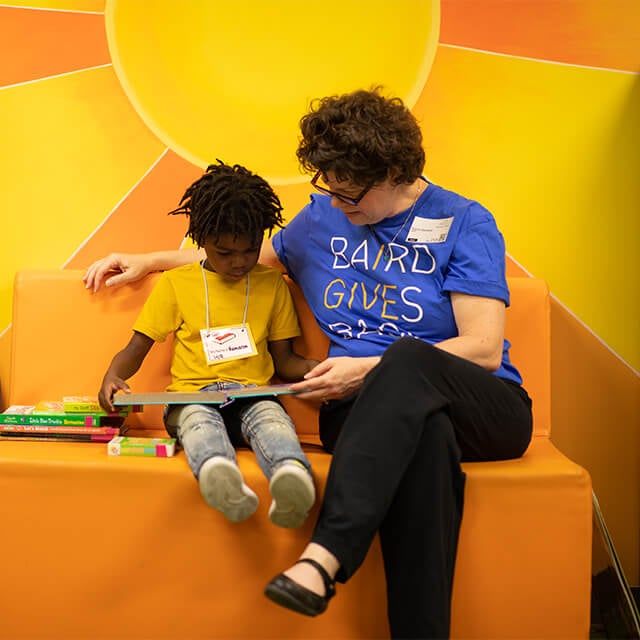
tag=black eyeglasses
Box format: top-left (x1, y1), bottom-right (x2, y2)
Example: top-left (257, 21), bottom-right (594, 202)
top-left (310, 171), bottom-right (374, 206)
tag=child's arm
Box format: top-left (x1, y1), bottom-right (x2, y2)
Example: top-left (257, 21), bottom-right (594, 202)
top-left (99, 331), bottom-right (155, 412)
top-left (268, 339), bottom-right (320, 382)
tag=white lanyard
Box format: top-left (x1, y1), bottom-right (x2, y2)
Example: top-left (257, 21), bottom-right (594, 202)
top-left (200, 259), bottom-right (250, 329)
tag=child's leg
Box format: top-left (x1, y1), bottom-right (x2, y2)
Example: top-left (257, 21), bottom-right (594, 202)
top-left (165, 404), bottom-right (258, 522)
top-left (237, 399), bottom-right (315, 528)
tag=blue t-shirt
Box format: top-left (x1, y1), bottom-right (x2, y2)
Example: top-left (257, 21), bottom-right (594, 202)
top-left (273, 181), bottom-right (522, 384)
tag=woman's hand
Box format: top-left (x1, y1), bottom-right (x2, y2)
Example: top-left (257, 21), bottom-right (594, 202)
top-left (288, 356), bottom-right (380, 403)
top-left (83, 253), bottom-right (156, 292)
top-left (83, 248), bottom-right (203, 292)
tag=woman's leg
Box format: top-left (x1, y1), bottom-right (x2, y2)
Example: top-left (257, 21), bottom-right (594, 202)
top-left (318, 393), bottom-right (358, 453)
top-left (377, 411), bottom-right (464, 638)
top-left (275, 338), bottom-right (532, 638)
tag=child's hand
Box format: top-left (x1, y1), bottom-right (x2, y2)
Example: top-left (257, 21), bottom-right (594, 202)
top-left (99, 375), bottom-right (131, 413)
top-left (97, 333), bottom-right (154, 411)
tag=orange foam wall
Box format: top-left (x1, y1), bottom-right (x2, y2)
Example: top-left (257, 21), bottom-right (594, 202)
top-left (0, 6), bottom-right (110, 86)
top-left (440, 0), bottom-right (640, 72)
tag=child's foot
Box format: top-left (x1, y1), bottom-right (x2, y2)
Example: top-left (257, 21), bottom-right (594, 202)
top-left (268, 461), bottom-right (316, 528)
top-left (198, 457), bottom-right (258, 522)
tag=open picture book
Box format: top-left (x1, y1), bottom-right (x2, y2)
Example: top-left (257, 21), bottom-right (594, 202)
top-left (112, 383), bottom-right (297, 407)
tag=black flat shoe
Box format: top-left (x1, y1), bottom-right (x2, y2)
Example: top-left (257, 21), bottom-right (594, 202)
top-left (264, 557), bottom-right (336, 617)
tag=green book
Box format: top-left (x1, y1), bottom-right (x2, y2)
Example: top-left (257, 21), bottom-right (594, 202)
top-left (0, 405), bottom-right (126, 427)
top-left (108, 436), bottom-right (176, 457)
top-left (61, 396), bottom-right (140, 414)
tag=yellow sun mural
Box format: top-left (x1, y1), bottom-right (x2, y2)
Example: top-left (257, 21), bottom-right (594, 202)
top-left (105, 0), bottom-right (439, 183)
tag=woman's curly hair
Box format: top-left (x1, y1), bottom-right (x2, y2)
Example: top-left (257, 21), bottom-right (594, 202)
top-left (296, 86), bottom-right (425, 187)
top-left (168, 160), bottom-right (284, 247)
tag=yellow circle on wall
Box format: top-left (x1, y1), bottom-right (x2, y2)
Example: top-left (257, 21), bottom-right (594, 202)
top-left (105, 0), bottom-right (439, 184)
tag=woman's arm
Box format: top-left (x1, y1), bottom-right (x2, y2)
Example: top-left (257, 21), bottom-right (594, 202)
top-left (436, 292), bottom-right (505, 371)
top-left (98, 332), bottom-right (155, 411)
top-left (84, 248), bottom-right (204, 292)
top-left (288, 293), bottom-right (505, 402)
top-left (84, 235), bottom-right (283, 292)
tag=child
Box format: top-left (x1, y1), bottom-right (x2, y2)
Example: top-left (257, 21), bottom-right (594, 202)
top-left (99, 161), bottom-right (318, 528)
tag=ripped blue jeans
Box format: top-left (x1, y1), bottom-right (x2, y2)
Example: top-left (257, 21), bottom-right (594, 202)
top-left (164, 382), bottom-right (311, 480)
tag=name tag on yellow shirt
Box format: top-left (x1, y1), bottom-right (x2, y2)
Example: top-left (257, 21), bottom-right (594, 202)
top-left (200, 324), bottom-right (258, 364)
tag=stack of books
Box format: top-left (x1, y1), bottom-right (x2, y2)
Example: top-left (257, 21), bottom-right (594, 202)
top-left (0, 396), bottom-right (132, 443)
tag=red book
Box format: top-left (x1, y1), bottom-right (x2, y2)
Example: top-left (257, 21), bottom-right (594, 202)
top-left (0, 432), bottom-right (115, 443)
top-left (0, 424), bottom-right (121, 436)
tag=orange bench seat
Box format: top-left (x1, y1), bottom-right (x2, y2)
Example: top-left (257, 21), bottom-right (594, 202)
top-left (0, 269), bottom-right (592, 639)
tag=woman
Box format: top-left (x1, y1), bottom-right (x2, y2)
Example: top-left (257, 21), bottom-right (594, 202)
top-left (84, 87), bottom-right (532, 639)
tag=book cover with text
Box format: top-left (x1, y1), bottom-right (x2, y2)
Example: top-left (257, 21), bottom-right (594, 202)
top-left (1, 405), bottom-right (126, 427)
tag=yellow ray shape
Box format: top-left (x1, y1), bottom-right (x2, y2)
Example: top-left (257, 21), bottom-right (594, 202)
top-left (0, 66), bottom-right (165, 330)
top-left (415, 46), bottom-right (639, 370)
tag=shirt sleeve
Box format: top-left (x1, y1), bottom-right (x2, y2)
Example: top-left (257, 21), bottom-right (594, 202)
top-left (133, 272), bottom-right (181, 342)
top-left (271, 200), bottom-right (314, 282)
top-left (442, 203), bottom-right (511, 306)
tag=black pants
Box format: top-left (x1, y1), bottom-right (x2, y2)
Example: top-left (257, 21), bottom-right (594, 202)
top-left (312, 338), bottom-right (533, 639)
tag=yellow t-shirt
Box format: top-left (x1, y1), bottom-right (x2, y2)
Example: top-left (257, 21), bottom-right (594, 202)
top-left (133, 262), bottom-right (301, 392)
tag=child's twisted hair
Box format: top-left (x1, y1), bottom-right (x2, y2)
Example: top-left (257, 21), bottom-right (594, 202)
top-left (169, 160), bottom-right (284, 247)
